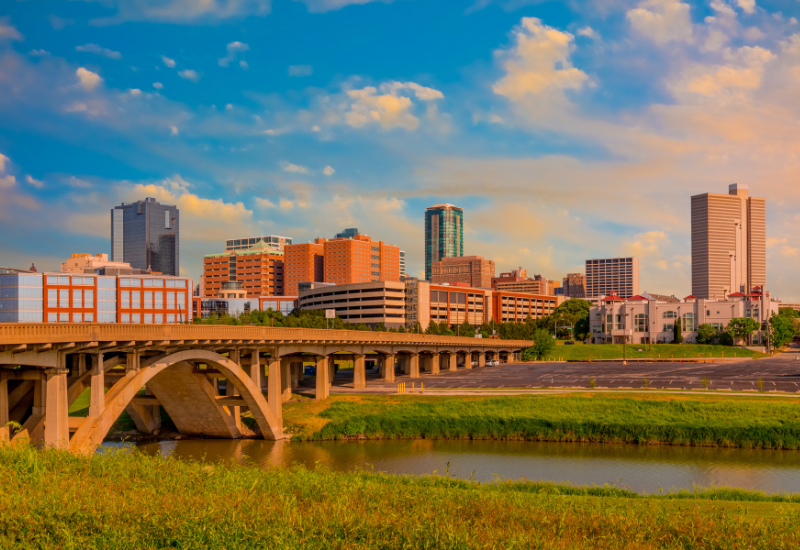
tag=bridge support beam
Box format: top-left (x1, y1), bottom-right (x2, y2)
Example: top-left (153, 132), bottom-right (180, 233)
top-left (44, 367), bottom-right (69, 449)
top-left (268, 356), bottom-right (282, 424)
top-left (89, 353), bottom-right (104, 417)
top-left (478, 353), bottom-right (486, 368)
top-left (315, 356), bottom-right (329, 401)
top-left (249, 350), bottom-right (263, 392)
top-left (449, 353), bottom-right (458, 372)
top-left (280, 358), bottom-right (292, 403)
top-left (353, 355), bottom-right (366, 389)
top-left (383, 355), bottom-right (395, 382)
top-left (431, 354), bottom-right (440, 375)
top-left (409, 354), bottom-right (420, 379)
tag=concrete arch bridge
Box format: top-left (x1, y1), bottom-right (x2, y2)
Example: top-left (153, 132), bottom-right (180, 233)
top-left (0, 324), bottom-right (529, 454)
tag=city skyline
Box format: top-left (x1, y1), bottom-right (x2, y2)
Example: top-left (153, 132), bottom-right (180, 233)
top-left (1, 2), bottom-right (800, 300)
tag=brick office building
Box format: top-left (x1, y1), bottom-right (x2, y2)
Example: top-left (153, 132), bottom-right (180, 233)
top-left (203, 239), bottom-right (284, 298)
top-left (431, 256), bottom-right (495, 290)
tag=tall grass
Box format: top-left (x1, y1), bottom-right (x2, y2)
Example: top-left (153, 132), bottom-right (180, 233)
top-left (285, 394), bottom-right (800, 449)
top-left (0, 445), bottom-right (798, 549)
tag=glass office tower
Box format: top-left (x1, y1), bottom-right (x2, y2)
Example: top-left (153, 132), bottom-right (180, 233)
top-left (111, 198), bottom-right (180, 276)
top-left (424, 204), bottom-right (463, 281)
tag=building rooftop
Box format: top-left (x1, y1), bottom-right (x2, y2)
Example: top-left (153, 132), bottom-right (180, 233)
top-left (426, 203), bottom-right (462, 211)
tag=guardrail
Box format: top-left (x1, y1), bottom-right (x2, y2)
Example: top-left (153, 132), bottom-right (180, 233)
top-left (0, 323), bottom-right (531, 349)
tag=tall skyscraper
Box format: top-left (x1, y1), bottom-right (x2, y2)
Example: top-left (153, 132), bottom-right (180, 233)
top-left (691, 184), bottom-right (766, 298)
top-left (111, 198), bottom-right (179, 276)
top-left (585, 258), bottom-right (639, 298)
top-left (425, 204), bottom-right (463, 280)
top-left (562, 273), bottom-right (587, 298)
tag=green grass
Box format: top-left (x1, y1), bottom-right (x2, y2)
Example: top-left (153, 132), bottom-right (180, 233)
top-left (284, 394), bottom-right (800, 449)
top-left (1, 445), bottom-right (799, 549)
top-left (539, 343), bottom-right (766, 361)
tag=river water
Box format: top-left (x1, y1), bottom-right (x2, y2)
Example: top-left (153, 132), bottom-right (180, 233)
top-left (104, 439), bottom-right (800, 495)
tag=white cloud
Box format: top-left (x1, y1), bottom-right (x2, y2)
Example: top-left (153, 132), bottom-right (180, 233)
top-left (153, 82), bottom-right (164, 89)
top-left (25, 175), bottom-right (44, 189)
top-left (0, 19), bottom-right (22, 41)
top-left (323, 165), bottom-right (335, 176)
top-left (218, 41), bottom-right (249, 67)
top-left (65, 176), bottom-right (92, 188)
top-left (49, 15), bottom-right (74, 29)
top-left (170, 125), bottom-right (179, 135)
top-left (493, 18), bottom-right (589, 101)
top-left (178, 69), bottom-right (200, 82)
top-left (76, 44), bottom-right (122, 60)
top-left (76, 67), bottom-right (102, 91)
top-left (627, 0), bottom-right (693, 45)
top-left (129, 88), bottom-right (142, 96)
top-left (0, 175), bottom-right (16, 189)
top-left (782, 246), bottom-right (798, 257)
top-left (282, 163), bottom-right (310, 174)
top-left (767, 237), bottom-right (788, 248)
top-left (577, 26), bottom-right (599, 40)
top-left (83, 0), bottom-right (272, 24)
top-left (0, 153), bottom-right (8, 172)
top-left (288, 64), bottom-right (313, 77)
top-left (255, 197), bottom-right (276, 208)
top-left (677, 46), bottom-right (775, 97)
top-left (29, 49), bottom-right (50, 57)
top-left (279, 198), bottom-right (294, 209)
top-left (623, 231), bottom-right (669, 257)
top-left (161, 55), bottom-right (176, 68)
top-left (239, 60), bottom-right (248, 69)
top-left (298, 0), bottom-right (392, 13)
top-left (344, 81), bottom-right (444, 131)
top-left (736, 0), bottom-right (756, 15)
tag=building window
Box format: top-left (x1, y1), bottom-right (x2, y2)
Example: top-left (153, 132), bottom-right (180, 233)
top-left (664, 323), bottom-right (674, 331)
top-left (85, 313), bottom-right (94, 322)
top-left (682, 313), bottom-right (695, 332)
top-left (634, 314), bottom-right (648, 332)
top-left (59, 289), bottom-right (69, 308)
top-left (167, 314), bottom-right (175, 323)
top-left (155, 292), bottom-right (163, 309)
top-left (48, 289), bottom-right (57, 308)
top-left (48, 312), bottom-right (56, 323)
top-left (85, 290), bottom-right (94, 309)
top-left (144, 314), bottom-right (153, 324)
top-left (121, 313), bottom-right (130, 323)
top-left (59, 313), bottom-right (69, 323)
top-left (663, 311), bottom-right (677, 319)
top-left (121, 291), bottom-right (130, 309)
top-left (132, 313), bottom-right (141, 323)
top-left (154, 314), bottom-right (163, 323)
top-left (132, 292), bottom-right (141, 309)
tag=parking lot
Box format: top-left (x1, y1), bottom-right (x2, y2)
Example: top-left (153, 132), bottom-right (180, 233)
top-left (317, 348), bottom-right (800, 395)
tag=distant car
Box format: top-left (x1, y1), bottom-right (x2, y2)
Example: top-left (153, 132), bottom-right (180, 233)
top-left (564, 341), bottom-right (575, 345)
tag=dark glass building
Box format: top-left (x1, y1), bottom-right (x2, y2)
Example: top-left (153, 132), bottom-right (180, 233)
top-left (424, 204), bottom-right (463, 281)
top-left (111, 198), bottom-right (179, 276)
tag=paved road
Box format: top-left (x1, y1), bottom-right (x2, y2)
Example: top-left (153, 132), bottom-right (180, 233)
top-left (304, 347), bottom-right (800, 395)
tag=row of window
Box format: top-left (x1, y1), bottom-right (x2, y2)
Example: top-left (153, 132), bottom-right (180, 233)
top-left (120, 291), bottom-right (186, 309)
top-left (48, 289), bottom-right (94, 309)
top-left (46, 275), bottom-right (95, 286)
top-left (119, 278), bottom-right (187, 288)
top-left (120, 313), bottom-right (181, 323)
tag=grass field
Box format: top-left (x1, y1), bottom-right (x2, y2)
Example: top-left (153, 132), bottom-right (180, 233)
top-left (1, 445), bottom-right (799, 549)
top-left (283, 393), bottom-right (800, 449)
top-left (539, 343), bottom-right (766, 361)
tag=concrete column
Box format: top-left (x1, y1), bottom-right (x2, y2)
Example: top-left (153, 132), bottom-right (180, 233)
top-left (298, 364), bottom-right (305, 382)
top-left (478, 353), bottom-right (486, 368)
top-left (77, 354), bottom-right (87, 376)
top-left (431, 354), bottom-right (440, 375)
top-left (267, 356), bottom-right (282, 424)
top-left (354, 355), bottom-right (366, 389)
top-left (290, 363), bottom-right (299, 388)
top-left (89, 352), bottom-right (105, 417)
top-left (383, 355), bottom-right (395, 382)
top-left (328, 357), bottom-right (336, 385)
top-left (0, 378), bottom-right (8, 428)
top-left (465, 353), bottom-right (473, 369)
top-left (315, 356), bottom-right (329, 401)
top-left (409, 354), bottom-right (420, 379)
top-left (449, 353), bottom-right (458, 372)
top-left (126, 351), bottom-right (140, 377)
top-left (44, 366), bottom-right (69, 449)
top-left (378, 357), bottom-right (385, 378)
top-left (225, 362), bottom-right (241, 428)
top-left (280, 358), bottom-right (292, 403)
top-left (402, 355), bottom-right (411, 375)
top-left (249, 350), bottom-right (262, 391)
top-left (145, 387), bottom-right (161, 432)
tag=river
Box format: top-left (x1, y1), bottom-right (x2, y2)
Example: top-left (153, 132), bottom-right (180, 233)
top-left (103, 439), bottom-right (800, 495)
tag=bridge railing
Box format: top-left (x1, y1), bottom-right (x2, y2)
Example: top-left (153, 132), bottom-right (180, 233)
top-left (0, 323), bottom-right (531, 349)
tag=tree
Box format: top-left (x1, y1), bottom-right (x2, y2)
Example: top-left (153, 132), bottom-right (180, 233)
top-left (727, 317), bottom-right (760, 345)
top-left (425, 321), bottom-right (439, 335)
top-left (374, 322), bottom-right (387, 332)
top-left (673, 317), bottom-right (684, 344)
top-left (779, 308), bottom-right (800, 319)
top-left (696, 323), bottom-right (718, 345)
top-left (458, 320), bottom-right (474, 338)
top-left (524, 329), bottom-right (557, 360)
top-left (768, 314), bottom-right (796, 349)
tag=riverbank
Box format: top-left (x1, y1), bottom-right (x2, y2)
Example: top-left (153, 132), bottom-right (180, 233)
top-left (1, 445), bottom-right (798, 549)
top-left (540, 343), bottom-right (766, 361)
top-left (283, 393), bottom-right (800, 449)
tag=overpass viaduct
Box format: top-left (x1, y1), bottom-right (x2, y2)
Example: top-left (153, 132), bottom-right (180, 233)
top-left (0, 324), bottom-right (529, 454)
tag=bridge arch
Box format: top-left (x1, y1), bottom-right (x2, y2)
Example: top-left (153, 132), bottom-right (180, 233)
top-left (69, 349), bottom-right (284, 454)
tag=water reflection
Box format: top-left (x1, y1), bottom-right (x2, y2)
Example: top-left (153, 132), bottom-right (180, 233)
top-left (119, 439), bottom-right (800, 495)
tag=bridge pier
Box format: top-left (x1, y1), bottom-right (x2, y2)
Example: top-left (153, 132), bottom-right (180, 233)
top-left (431, 354), bottom-right (440, 374)
top-left (464, 352), bottom-right (473, 369)
top-left (448, 353), bottom-right (458, 372)
top-left (478, 353), bottom-right (486, 368)
top-left (280, 358), bottom-right (292, 403)
top-left (44, 367), bottom-right (69, 449)
top-left (354, 354), bottom-right (366, 389)
top-left (409, 354), bottom-right (420, 379)
top-left (315, 356), bottom-right (329, 401)
top-left (383, 355), bottom-right (395, 382)
top-left (268, 355), bottom-right (282, 424)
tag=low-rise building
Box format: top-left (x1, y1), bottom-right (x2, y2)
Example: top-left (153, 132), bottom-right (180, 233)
top-left (589, 290), bottom-right (778, 345)
top-left (192, 295), bottom-right (297, 320)
top-left (203, 239), bottom-right (284, 298)
top-left (225, 235), bottom-right (292, 252)
top-left (298, 281), bottom-right (407, 327)
top-left (431, 255), bottom-right (495, 290)
top-left (61, 253), bottom-right (134, 274)
top-left (562, 273), bottom-right (586, 298)
top-left (0, 271), bottom-right (192, 324)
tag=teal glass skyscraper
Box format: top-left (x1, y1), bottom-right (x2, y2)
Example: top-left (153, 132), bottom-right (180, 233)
top-left (425, 204), bottom-right (463, 280)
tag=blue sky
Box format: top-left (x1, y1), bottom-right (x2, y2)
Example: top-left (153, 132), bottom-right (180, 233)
top-left (1, 0), bottom-right (800, 300)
